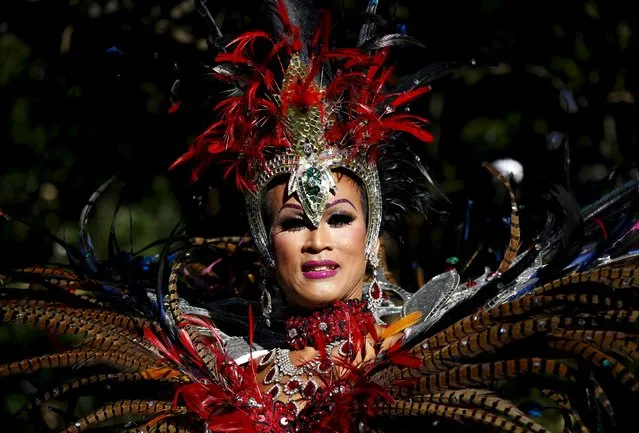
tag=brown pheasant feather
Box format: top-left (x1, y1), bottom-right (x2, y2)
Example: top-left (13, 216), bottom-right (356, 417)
top-left (1, 230), bottom-right (637, 433)
top-left (369, 258), bottom-right (639, 433)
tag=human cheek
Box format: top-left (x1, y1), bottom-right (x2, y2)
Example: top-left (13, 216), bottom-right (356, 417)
top-left (273, 233), bottom-right (302, 281)
top-left (340, 222), bottom-right (366, 251)
top-left (331, 226), bottom-right (365, 270)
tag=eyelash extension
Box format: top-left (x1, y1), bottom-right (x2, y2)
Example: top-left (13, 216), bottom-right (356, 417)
top-left (327, 212), bottom-right (355, 227)
top-left (278, 211), bottom-right (356, 232)
top-left (280, 217), bottom-right (306, 231)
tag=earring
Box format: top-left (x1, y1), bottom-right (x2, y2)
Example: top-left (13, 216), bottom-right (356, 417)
top-left (260, 268), bottom-right (273, 327)
top-left (366, 254), bottom-right (383, 309)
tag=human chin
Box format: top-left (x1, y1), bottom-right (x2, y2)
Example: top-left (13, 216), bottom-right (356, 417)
top-left (294, 269), bottom-right (363, 307)
top-left (291, 279), bottom-right (347, 308)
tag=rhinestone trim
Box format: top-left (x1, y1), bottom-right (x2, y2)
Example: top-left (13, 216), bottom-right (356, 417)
top-left (246, 148), bottom-right (382, 268)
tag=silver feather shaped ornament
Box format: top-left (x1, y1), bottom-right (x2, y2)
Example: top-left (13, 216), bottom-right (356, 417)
top-left (287, 156), bottom-right (336, 227)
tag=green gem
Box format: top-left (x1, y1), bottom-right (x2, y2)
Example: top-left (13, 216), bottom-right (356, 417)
top-left (446, 256), bottom-right (460, 265)
top-left (302, 167), bottom-right (322, 198)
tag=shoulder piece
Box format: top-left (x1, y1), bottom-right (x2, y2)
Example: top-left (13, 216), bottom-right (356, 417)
top-left (400, 270), bottom-right (460, 343)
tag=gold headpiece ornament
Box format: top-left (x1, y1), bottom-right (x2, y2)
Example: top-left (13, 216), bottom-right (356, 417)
top-left (171, 0), bottom-right (434, 267)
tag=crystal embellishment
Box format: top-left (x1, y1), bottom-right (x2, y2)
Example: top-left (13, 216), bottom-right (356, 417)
top-left (287, 162), bottom-right (336, 227)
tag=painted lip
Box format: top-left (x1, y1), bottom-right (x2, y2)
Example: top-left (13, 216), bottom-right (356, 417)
top-left (301, 260), bottom-right (339, 279)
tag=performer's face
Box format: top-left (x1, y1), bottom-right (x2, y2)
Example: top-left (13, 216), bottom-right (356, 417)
top-left (265, 172), bottom-right (372, 308)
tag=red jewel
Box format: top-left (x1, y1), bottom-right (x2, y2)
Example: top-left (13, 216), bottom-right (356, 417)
top-left (257, 350), bottom-right (275, 372)
top-left (318, 359), bottom-right (332, 373)
top-left (370, 283), bottom-right (381, 299)
top-left (269, 385), bottom-right (280, 398)
top-left (303, 381), bottom-right (317, 397)
top-left (286, 380), bottom-right (300, 391)
top-left (264, 367), bottom-right (276, 383)
top-left (285, 402), bottom-right (297, 414)
top-left (341, 341), bottom-right (354, 355)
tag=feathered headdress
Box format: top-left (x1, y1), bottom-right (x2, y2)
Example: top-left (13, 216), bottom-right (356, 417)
top-left (171, 0), bottom-right (457, 266)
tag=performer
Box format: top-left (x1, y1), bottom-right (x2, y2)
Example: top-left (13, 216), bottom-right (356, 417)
top-left (1, 1), bottom-right (637, 432)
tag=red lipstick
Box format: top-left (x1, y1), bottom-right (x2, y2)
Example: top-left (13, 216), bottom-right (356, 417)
top-left (301, 260), bottom-right (339, 279)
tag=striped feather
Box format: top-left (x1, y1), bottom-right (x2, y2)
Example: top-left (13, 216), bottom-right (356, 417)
top-left (59, 400), bottom-right (187, 433)
top-left (380, 399), bottom-right (545, 433)
top-left (0, 349), bottom-right (158, 377)
top-left (21, 368), bottom-right (187, 413)
top-left (118, 421), bottom-right (193, 433)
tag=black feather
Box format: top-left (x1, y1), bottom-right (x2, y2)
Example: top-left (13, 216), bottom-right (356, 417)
top-left (395, 60), bottom-right (465, 93)
top-left (378, 142), bottom-right (447, 237)
top-left (581, 179), bottom-right (639, 221)
top-left (194, 0), bottom-right (225, 54)
top-left (170, 79), bottom-right (181, 105)
top-left (359, 34), bottom-right (426, 51)
top-left (79, 175), bottom-right (120, 273)
top-left (358, 12), bottom-right (387, 30)
top-left (107, 190), bottom-right (126, 263)
top-left (535, 184), bottom-right (584, 279)
top-left (357, 1), bottom-right (381, 47)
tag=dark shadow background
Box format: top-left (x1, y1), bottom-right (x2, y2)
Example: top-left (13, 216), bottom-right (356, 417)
top-left (1, 0), bottom-right (638, 285)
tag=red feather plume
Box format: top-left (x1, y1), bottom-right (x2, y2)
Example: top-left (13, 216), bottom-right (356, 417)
top-left (170, 0), bottom-right (434, 191)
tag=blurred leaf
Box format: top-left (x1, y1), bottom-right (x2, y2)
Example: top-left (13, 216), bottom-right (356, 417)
top-left (461, 117), bottom-right (511, 150)
top-left (584, 1), bottom-right (599, 19)
top-left (4, 393), bottom-right (28, 414)
top-left (618, 21), bottom-right (630, 51)
top-left (9, 97), bottom-right (49, 152)
top-left (0, 34), bottom-right (30, 87)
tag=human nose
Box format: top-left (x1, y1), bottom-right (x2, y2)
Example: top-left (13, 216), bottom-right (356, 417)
top-left (302, 223), bottom-right (332, 254)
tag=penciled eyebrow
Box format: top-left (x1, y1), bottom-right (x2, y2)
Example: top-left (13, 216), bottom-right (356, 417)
top-left (279, 198), bottom-right (356, 213)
